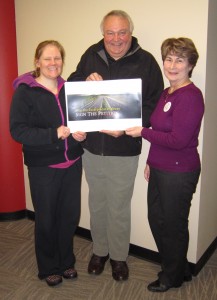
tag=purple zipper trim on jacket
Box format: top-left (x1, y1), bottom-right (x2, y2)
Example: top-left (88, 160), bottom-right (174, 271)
top-left (55, 83), bottom-right (69, 162)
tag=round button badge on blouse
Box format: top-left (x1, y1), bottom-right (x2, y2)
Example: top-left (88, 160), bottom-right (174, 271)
top-left (163, 102), bottom-right (171, 112)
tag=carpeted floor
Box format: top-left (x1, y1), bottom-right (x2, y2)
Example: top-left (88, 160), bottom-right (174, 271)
top-left (0, 218), bottom-right (216, 300)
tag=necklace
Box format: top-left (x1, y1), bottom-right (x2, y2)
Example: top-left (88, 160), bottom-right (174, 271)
top-left (164, 92), bottom-right (170, 103)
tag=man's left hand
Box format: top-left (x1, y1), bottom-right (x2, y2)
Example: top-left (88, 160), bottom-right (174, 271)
top-left (100, 130), bottom-right (125, 138)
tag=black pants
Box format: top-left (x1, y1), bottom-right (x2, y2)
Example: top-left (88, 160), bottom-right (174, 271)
top-left (28, 159), bottom-right (82, 279)
top-left (148, 167), bottom-right (200, 286)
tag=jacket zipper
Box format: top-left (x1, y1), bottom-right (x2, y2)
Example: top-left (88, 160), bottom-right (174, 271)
top-left (55, 88), bottom-right (69, 161)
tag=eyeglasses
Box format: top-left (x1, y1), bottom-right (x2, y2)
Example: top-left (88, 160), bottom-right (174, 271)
top-left (104, 30), bottom-right (130, 38)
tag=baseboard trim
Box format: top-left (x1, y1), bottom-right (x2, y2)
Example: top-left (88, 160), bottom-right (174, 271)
top-left (26, 210), bottom-right (35, 220)
top-left (73, 217), bottom-right (217, 276)
top-left (0, 210), bottom-right (26, 221)
top-left (191, 236), bottom-right (217, 275)
top-left (3, 209), bottom-right (216, 276)
top-left (75, 226), bottom-right (92, 240)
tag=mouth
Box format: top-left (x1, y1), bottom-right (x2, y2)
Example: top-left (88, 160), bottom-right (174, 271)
top-left (111, 42), bottom-right (122, 46)
top-left (168, 71), bottom-right (178, 75)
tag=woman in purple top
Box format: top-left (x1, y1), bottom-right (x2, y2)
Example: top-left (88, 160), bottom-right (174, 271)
top-left (126, 37), bottom-right (204, 292)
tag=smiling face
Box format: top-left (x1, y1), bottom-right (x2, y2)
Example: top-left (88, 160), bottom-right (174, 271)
top-left (35, 45), bottom-right (63, 80)
top-left (163, 54), bottom-right (193, 86)
top-left (103, 15), bottom-right (132, 60)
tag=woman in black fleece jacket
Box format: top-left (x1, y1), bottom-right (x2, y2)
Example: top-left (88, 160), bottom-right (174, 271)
top-left (10, 40), bottom-right (86, 287)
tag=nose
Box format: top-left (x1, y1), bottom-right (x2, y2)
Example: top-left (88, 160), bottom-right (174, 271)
top-left (113, 33), bottom-right (120, 41)
top-left (169, 61), bottom-right (176, 69)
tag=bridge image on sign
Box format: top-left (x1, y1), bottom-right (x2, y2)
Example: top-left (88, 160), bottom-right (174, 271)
top-left (67, 93), bottom-right (141, 121)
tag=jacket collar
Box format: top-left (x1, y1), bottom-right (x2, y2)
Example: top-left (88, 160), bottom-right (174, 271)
top-left (95, 36), bottom-right (141, 64)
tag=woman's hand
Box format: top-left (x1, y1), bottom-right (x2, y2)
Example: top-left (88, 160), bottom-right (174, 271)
top-left (125, 126), bottom-right (143, 137)
top-left (72, 131), bottom-right (87, 142)
top-left (144, 164), bottom-right (150, 182)
top-left (57, 125), bottom-right (70, 140)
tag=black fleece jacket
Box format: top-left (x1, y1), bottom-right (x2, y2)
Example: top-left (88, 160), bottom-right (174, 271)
top-left (10, 80), bottom-right (83, 167)
top-left (68, 37), bottom-right (164, 156)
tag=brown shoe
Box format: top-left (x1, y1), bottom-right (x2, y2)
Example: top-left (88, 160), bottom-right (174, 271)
top-left (63, 268), bottom-right (78, 279)
top-left (110, 259), bottom-right (129, 281)
top-left (45, 275), bottom-right (62, 287)
top-left (88, 254), bottom-right (109, 275)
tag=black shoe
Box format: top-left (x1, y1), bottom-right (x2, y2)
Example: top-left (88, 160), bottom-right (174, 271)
top-left (110, 259), bottom-right (129, 281)
top-left (88, 254), bottom-right (109, 275)
top-left (147, 279), bottom-right (181, 292)
top-left (63, 268), bottom-right (78, 279)
top-left (45, 275), bottom-right (62, 287)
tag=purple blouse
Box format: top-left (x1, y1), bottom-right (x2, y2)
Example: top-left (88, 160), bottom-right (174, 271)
top-left (141, 83), bottom-right (204, 172)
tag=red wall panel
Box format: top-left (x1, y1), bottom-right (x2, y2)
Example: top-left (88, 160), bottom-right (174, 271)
top-left (0, 0), bottom-right (26, 214)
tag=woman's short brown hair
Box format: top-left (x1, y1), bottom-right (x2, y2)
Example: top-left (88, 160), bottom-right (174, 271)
top-left (161, 37), bottom-right (199, 77)
top-left (33, 40), bottom-right (65, 77)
